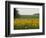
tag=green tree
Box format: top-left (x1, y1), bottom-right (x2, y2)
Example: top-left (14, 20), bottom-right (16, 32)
top-left (14, 8), bottom-right (20, 18)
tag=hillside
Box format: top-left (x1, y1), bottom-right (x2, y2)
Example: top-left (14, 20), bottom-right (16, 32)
top-left (15, 13), bottom-right (39, 18)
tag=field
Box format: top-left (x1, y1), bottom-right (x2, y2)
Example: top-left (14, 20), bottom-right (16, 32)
top-left (14, 15), bottom-right (39, 30)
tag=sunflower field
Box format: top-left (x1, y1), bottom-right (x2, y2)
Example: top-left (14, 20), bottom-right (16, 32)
top-left (14, 18), bottom-right (39, 29)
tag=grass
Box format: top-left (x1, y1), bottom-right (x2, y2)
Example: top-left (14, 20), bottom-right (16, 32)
top-left (14, 25), bottom-right (39, 30)
top-left (14, 15), bottom-right (39, 30)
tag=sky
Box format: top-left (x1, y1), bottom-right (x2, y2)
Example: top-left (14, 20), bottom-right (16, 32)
top-left (16, 8), bottom-right (39, 15)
